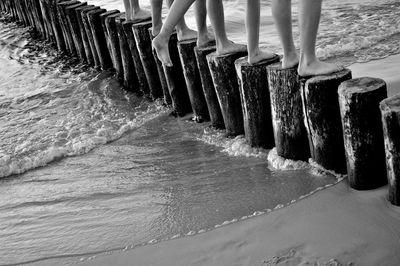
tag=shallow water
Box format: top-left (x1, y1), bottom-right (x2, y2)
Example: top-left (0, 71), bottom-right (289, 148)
top-left (0, 0), bottom-right (399, 265)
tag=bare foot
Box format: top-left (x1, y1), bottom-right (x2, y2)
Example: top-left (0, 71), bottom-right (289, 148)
top-left (132, 9), bottom-right (151, 21)
top-left (298, 59), bottom-right (344, 77)
top-left (152, 23), bottom-right (162, 37)
top-left (152, 34), bottom-right (172, 67)
top-left (248, 49), bottom-right (276, 65)
top-left (197, 31), bottom-right (214, 48)
top-left (177, 28), bottom-right (197, 41)
top-left (282, 51), bottom-right (299, 69)
top-left (216, 41), bottom-right (247, 56)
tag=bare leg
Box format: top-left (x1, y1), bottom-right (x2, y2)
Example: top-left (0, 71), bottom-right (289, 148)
top-left (297, 0), bottom-right (342, 76)
top-left (207, 0), bottom-right (245, 55)
top-left (194, 0), bottom-right (212, 47)
top-left (152, 0), bottom-right (196, 66)
top-left (123, 0), bottom-right (132, 20)
top-left (130, 0), bottom-right (151, 21)
top-left (150, 0), bottom-right (163, 36)
top-left (271, 0), bottom-right (298, 68)
top-left (165, 0), bottom-right (197, 41)
top-left (246, 0), bottom-right (275, 64)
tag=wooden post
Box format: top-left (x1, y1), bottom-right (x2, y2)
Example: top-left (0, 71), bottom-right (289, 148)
top-left (81, 6), bottom-right (100, 68)
top-left (194, 43), bottom-right (225, 129)
top-left (301, 69), bottom-right (352, 174)
top-left (207, 49), bottom-right (248, 136)
top-left (40, 0), bottom-right (55, 42)
top-left (266, 63), bottom-right (310, 160)
top-left (48, 0), bottom-right (66, 51)
top-left (148, 28), bottom-right (171, 104)
top-left (178, 39), bottom-right (210, 122)
top-left (116, 15), bottom-right (140, 92)
top-left (87, 8), bottom-right (113, 70)
top-left (132, 20), bottom-right (163, 100)
top-left (235, 55), bottom-right (280, 148)
top-left (380, 94), bottom-right (400, 206)
top-left (74, 5), bottom-right (97, 64)
top-left (338, 77), bottom-right (387, 190)
top-left (162, 33), bottom-right (192, 116)
top-left (123, 19), bottom-right (152, 96)
top-left (57, 0), bottom-right (78, 55)
top-left (65, 2), bottom-right (87, 61)
top-left (100, 10), bottom-right (120, 73)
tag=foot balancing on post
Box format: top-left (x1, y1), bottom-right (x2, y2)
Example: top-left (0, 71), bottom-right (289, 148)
top-left (271, 0), bottom-right (342, 76)
top-left (122, 0), bottom-right (151, 21)
top-left (152, 0), bottom-right (243, 66)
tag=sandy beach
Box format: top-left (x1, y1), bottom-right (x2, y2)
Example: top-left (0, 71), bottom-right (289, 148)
top-left (73, 55), bottom-right (400, 266)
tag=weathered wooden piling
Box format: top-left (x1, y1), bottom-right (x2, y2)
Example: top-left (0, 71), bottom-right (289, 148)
top-left (162, 33), bottom-right (192, 116)
top-left (123, 20), bottom-right (152, 96)
top-left (266, 63), bottom-right (310, 160)
top-left (301, 69), bottom-right (352, 174)
top-left (57, 0), bottom-right (78, 55)
top-left (48, 0), bottom-right (65, 51)
top-left (87, 8), bottom-right (113, 70)
top-left (380, 94), bottom-right (400, 206)
top-left (338, 77), bottom-right (387, 190)
top-left (178, 39), bottom-right (209, 122)
top-left (74, 5), bottom-right (97, 65)
top-left (235, 55), bottom-right (280, 149)
top-left (65, 2), bottom-right (87, 61)
top-left (100, 10), bottom-right (120, 74)
top-left (40, 0), bottom-right (55, 42)
top-left (81, 6), bottom-right (101, 68)
top-left (132, 20), bottom-right (163, 99)
top-left (194, 42), bottom-right (225, 129)
top-left (148, 28), bottom-right (170, 104)
top-left (116, 15), bottom-right (140, 92)
top-left (207, 49), bottom-right (248, 136)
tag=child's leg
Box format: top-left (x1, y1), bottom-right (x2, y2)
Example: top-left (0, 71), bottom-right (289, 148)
top-left (246, 0), bottom-right (275, 64)
top-left (130, 0), bottom-right (151, 21)
top-left (206, 0), bottom-right (245, 55)
top-left (271, 0), bottom-right (298, 68)
top-left (150, 0), bottom-right (164, 36)
top-left (123, 0), bottom-right (132, 20)
top-left (194, 0), bottom-right (211, 47)
top-left (165, 0), bottom-right (197, 41)
top-left (152, 0), bottom-right (196, 66)
top-left (297, 0), bottom-right (342, 76)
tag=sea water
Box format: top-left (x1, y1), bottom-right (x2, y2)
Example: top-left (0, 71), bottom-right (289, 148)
top-left (0, 0), bottom-right (399, 264)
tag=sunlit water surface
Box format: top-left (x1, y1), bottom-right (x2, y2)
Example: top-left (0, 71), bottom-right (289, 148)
top-left (1, 0), bottom-right (399, 264)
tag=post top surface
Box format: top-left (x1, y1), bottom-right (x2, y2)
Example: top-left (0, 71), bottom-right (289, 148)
top-left (194, 41), bottom-right (216, 53)
top-left (338, 77), bottom-right (386, 95)
top-left (59, 1), bottom-right (78, 6)
top-left (65, 2), bottom-right (86, 10)
top-left (206, 49), bottom-right (248, 61)
top-left (99, 10), bottom-right (119, 17)
top-left (75, 5), bottom-right (97, 11)
top-left (87, 8), bottom-right (106, 15)
top-left (234, 54), bottom-right (280, 67)
top-left (306, 68), bottom-right (352, 83)
top-left (380, 94), bottom-right (400, 113)
top-left (131, 20), bottom-right (152, 27)
top-left (80, 6), bottom-right (100, 13)
top-left (177, 38), bottom-right (197, 45)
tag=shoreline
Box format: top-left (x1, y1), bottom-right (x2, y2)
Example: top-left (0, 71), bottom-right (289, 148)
top-left (73, 55), bottom-right (400, 266)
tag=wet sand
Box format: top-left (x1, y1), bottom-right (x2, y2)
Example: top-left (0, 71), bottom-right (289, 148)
top-left (76, 55), bottom-right (400, 266)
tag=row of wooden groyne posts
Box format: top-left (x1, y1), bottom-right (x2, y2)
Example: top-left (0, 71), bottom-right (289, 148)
top-left (1, 0), bottom-right (400, 206)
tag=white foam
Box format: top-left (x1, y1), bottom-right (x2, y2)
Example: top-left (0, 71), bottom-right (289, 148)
top-left (267, 148), bottom-right (310, 171)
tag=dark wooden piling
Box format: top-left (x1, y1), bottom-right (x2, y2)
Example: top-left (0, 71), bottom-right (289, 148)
top-left (122, 19), bottom-right (152, 96)
top-left (81, 6), bottom-right (101, 68)
top-left (194, 43), bottom-right (224, 129)
top-left (148, 28), bottom-right (170, 104)
top-left (75, 5), bottom-right (98, 65)
top-left (100, 10), bottom-right (120, 73)
top-left (266, 63), bottom-right (310, 160)
top-left (116, 15), bottom-right (140, 92)
top-left (338, 77), bottom-right (387, 190)
top-left (132, 20), bottom-right (163, 100)
top-left (40, 0), bottom-right (55, 42)
top-left (87, 8), bottom-right (113, 70)
top-left (235, 55), bottom-right (280, 149)
top-left (207, 49), bottom-right (248, 136)
top-left (162, 33), bottom-right (192, 116)
top-left (65, 2), bottom-right (87, 61)
top-left (48, 0), bottom-right (66, 51)
top-left (57, 1), bottom-right (78, 55)
top-left (300, 69), bottom-right (352, 174)
top-left (380, 94), bottom-right (400, 206)
top-left (178, 39), bottom-right (209, 122)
